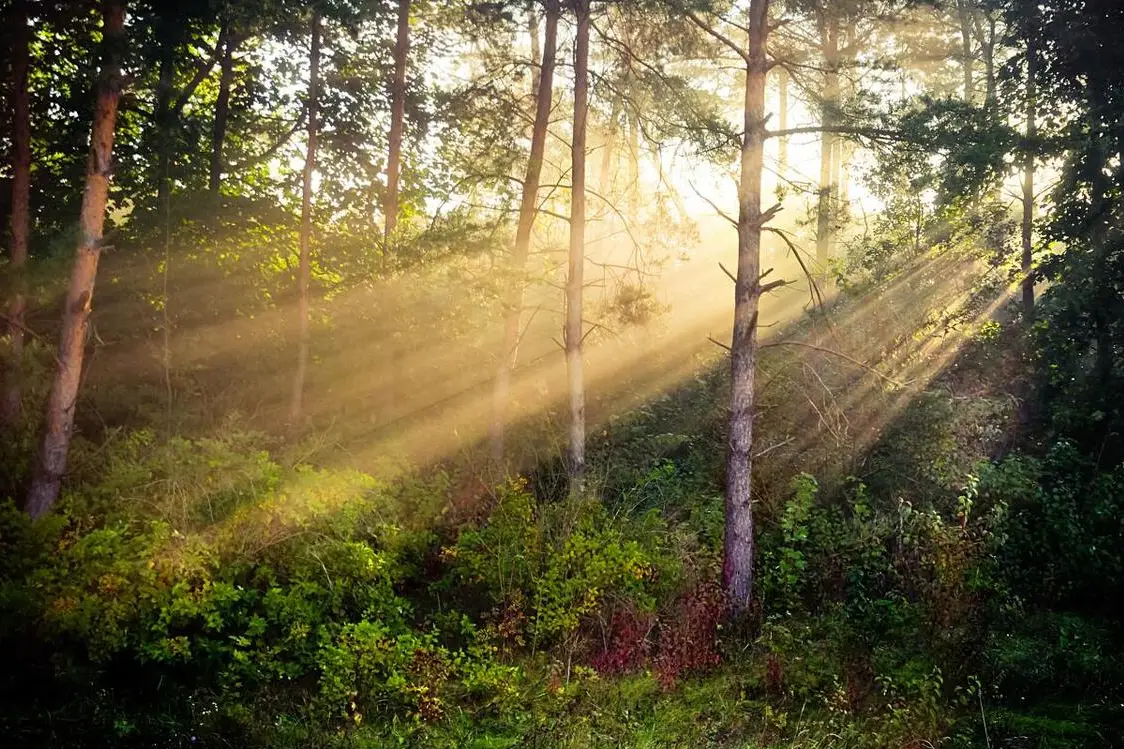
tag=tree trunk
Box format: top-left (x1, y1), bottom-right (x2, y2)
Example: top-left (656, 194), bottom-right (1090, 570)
top-left (528, 2), bottom-right (541, 104)
top-left (26, 0), bottom-right (126, 519)
top-left (566, 0), bottom-right (590, 489)
top-left (956, 0), bottom-right (975, 103)
top-left (154, 30), bottom-right (175, 223)
top-left (725, 0), bottom-right (769, 618)
top-left (627, 110), bottom-right (640, 217)
top-left (289, 11), bottom-right (320, 423)
top-left (599, 95), bottom-right (620, 196)
top-left (3, 0), bottom-right (32, 426)
top-left (776, 65), bottom-right (788, 182)
top-left (981, 14), bottom-right (996, 108)
top-left (210, 23), bottom-right (238, 197)
top-left (815, 15), bottom-right (838, 265)
top-left (490, 1), bottom-right (559, 462)
top-left (1020, 34), bottom-right (1036, 322)
top-left (384, 0), bottom-right (411, 259)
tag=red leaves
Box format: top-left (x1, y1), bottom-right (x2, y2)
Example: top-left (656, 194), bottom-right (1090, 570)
top-left (590, 582), bottom-right (726, 689)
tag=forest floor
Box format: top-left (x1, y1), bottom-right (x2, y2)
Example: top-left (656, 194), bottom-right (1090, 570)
top-left (3, 244), bottom-right (1123, 748)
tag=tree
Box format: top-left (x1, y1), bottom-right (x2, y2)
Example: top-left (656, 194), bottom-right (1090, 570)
top-left (491, 0), bottom-right (560, 462)
top-left (3, 0), bottom-right (32, 427)
top-left (566, 0), bottom-right (591, 489)
top-left (210, 18), bottom-right (240, 197)
top-left (687, 0), bottom-right (772, 615)
top-left (775, 65), bottom-right (789, 180)
top-left (725, 0), bottom-right (770, 617)
top-left (384, 0), bottom-right (411, 257)
top-left (814, 7), bottom-right (840, 264)
top-left (290, 9), bottom-right (321, 423)
top-left (26, 0), bottom-right (127, 519)
top-left (1020, 26), bottom-right (1035, 321)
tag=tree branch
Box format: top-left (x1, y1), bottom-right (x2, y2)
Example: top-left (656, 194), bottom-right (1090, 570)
top-left (685, 10), bottom-right (749, 64)
top-left (170, 31), bottom-right (227, 118)
top-left (759, 340), bottom-right (905, 387)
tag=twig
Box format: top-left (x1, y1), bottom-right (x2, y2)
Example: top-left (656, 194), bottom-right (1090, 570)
top-left (707, 335), bottom-right (731, 352)
top-left (760, 340), bottom-right (906, 387)
top-left (754, 437), bottom-right (794, 458)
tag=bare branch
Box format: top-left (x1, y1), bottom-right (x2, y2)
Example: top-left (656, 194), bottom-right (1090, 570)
top-left (707, 335), bottom-right (732, 352)
top-left (685, 10), bottom-right (750, 64)
top-left (759, 340), bottom-right (906, 387)
top-left (719, 262), bottom-right (737, 283)
top-left (689, 181), bottom-right (738, 227)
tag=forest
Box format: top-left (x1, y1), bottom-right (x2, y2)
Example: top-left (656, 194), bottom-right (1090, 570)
top-left (1, 0), bottom-right (1123, 746)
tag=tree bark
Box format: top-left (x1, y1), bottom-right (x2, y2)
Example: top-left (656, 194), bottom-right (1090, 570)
top-left (1020, 34), bottom-right (1036, 322)
top-left (491, 1), bottom-right (559, 462)
top-left (956, 0), bottom-right (975, 103)
top-left (815, 14), bottom-right (838, 265)
top-left (289, 11), bottom-right (320, 423)
top-left (725, 0), bottom-right (769, 617)
top-left (27, 0), bottom-right (126, 519)
top-left (3, 0), bottom-right (32, 426)
top-left (210, 23), bottom-right (238, 197)
top-left (566, 0), bottom-right (590, 489)
top-left (384, 0), bottom-right (411, 258)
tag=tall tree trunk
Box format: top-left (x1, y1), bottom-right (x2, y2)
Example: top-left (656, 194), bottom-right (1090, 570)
top-left (210, 23), bottom-right (238, 197)
top-left (566, 0), bottom-right (590, 489)
top-left (776, 65), bottom-right (788, 182)
top-left (26, 0), bottom-right (126, 519)
top-left (289, 11), bottom-right (320, 423)
top-left (599, 95), bottom-right (620, 196)
top-left (528, 2), bottom-right (541, 103)
top-left (725, 0), bottom-right (769, 617)
top-left (154, 19), bottom-right (179, 431)
top-left (815, 15), bottom-right (838, 265)
top-left (981, 14), bottom-right (996, 108)
top-left (155, 36), bottom-right (175, 225)
top-left (1020, 34), bottom-right (1036, 322)
top-left (490, 1), bottom-right (558, 462)
top-left (384, 0), bottom-right (411, 259)
top-left (3, 0), bottom-right (32, 426)
top-left (627, 110), bottom-right (640, 217)
top-left (956, 0), bottom-right (975, 103)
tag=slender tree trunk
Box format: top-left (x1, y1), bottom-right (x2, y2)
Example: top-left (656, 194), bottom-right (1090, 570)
top-left (290, 11), bottom-right (320, 423)
top-left (1020, 35), bottom-right (1036, 322)
top-left (155, 33), bottom-right (175, 224)
top-left (956, 0), bottom-right (975, 103)
top-left (154, 18), bottom-right (181, 432)
top-left (599, 95), bottom-right (620, 196)
top-left (566, 0), bottom-right (590, 489)
top-left (210, 23), bottom-right (238, 197)
top-left (490, 1), bottom-right (559, 462)
top-left (815, 15), bottom-right (838, 265)
top-left (982, 16), bottom-right (996, 109)
top-left (627, 111), bottom-right (641, 217)
top-left (3, 0), bottom-right (32, 426)
top-left (26, 0), bottom-right (126, 519)
top-left (725, 0), bottom-right (769, 617)
top-left (384, 0), bottom-right (410, 259)
top-left (528, 2), bottom-right (541, 104)
top-left (776, 65), bottom-right (788, 182)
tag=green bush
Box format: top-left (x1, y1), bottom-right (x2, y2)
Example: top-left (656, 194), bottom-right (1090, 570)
top-left (445, 479), bottom-right (683, 648)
